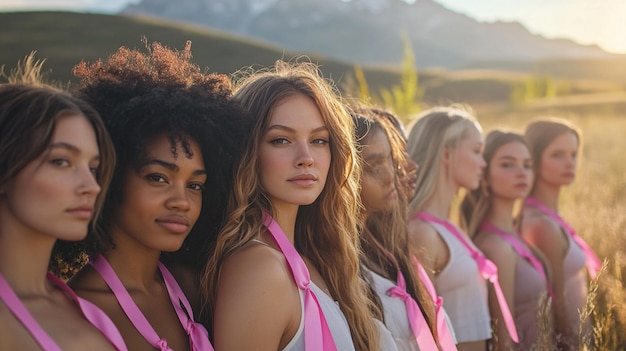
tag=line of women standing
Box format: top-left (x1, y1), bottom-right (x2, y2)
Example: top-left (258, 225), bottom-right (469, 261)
top-left (0, 41), bottom-right (600, 351)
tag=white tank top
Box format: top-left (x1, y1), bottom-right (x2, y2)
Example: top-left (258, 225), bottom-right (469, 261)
top-left (430, 221), bottom-right (492, 343)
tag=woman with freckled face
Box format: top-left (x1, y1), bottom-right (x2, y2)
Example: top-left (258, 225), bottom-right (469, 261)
top-left (519, 118), bottom-right (599, 350)
top-left (51, 42), bottom-right (249, 351)
top-left (461, 131), bottom-right (554, 350)
top-left (202, 61), bottom-right (383, 351)
top-left (0, 56), bottom-right (124, 350)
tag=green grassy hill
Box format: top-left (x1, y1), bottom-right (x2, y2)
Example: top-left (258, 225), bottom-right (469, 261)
top-left (0, 11), bottom-right (405, 89)
top-left (1, 11), bottom-right (624, 107)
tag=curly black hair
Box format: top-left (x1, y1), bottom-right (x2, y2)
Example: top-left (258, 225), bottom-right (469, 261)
top-left (52, 40), bottom-right (250, 276)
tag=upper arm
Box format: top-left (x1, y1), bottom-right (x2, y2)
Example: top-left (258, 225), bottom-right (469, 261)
top-left (213, 246), bottom-right (300, 351)
top-left (407, 219), bottom-right (449, 279)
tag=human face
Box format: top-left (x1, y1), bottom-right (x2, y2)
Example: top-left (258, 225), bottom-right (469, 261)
top-left (450, 125), bottom-right (486, 190)
top-left (539, 132), bottom-right (578, 186)
top-left (486, 141), bottom-right (533, 201)
top-left (361, 128), bottom-right (397, 215)
top-left (111, 134), bottom-right (206, 253)
top-left (259, 94), bottom-right (331, 214)
top-left (0, 114), bottom-right (101, 242)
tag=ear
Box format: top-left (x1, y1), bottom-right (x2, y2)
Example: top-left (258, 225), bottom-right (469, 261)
top-left (441, 146), bottom-right (451, 165)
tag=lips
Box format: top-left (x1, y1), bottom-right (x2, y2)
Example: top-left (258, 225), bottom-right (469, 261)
top-left (288, 173), bottom-right (317, 187)
top-left (155, 215), bottom-right (191, 234)
top-left (66, 205), bottom-right (94, 220)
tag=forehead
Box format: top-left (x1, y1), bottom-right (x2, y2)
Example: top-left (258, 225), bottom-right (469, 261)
top-left (268, 94), bottom-right (325, 128)
top-left (546, 132), bottom-right (578, 150)
top-left (142, 133), bottom-right (203, 163)
top-left (493, 141), bottom-right (530, 159)
top-left (52, 114), bottom-right (98, 149)
top-left (362, 128), bottom-right (391, 157)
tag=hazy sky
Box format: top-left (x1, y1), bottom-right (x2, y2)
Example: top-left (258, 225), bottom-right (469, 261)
top-left (2, 0), bottom-right (625, 54)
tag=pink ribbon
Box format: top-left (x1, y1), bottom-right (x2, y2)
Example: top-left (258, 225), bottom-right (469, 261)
top-left (387, 270), bottom-right (440, 350)
top-left (413, 258), bottom-right (458, 350)
top-left (90, 256), bottom-right (212, 351)
top-left (480, 221), bottom-right (554, 299)
top-left (524, 197), bottom-right (601, 279)
top-left (416, 212), bottom-right (519, 343)
top-left (0, 272), bottom-right (127, 351)
top-left (263, 212), bottom-right (338, 351)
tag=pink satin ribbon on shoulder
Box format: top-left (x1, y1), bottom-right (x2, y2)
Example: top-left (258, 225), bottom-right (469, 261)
top-left (412, 258), bottom-right (458, 350)
top-left (524, 197), bottom-right (601, 279)
top-left (0, 271), bottom-right (127, 351)
top-left (386, 269), bottom-right (443, 351)
top-left (480, 221), bottom-right (555, 299)
top-left (415, 212), bottom-right (519, 343)
top-left (263, 212), bottom-right (338, 351)
top-left (90, 256), bottom-right (212, 351)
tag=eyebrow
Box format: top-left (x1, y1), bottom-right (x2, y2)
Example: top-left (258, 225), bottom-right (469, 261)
top-left (496, 155), bottom-right (531, 162)
top-left (364, 152), bottom-right (388, 163)
top-left (266, 124), bottom-right (329, 134)
top-left (49, 142), bottom-right (100, 161)
top-left (145, 159), bottom-right (207, 176)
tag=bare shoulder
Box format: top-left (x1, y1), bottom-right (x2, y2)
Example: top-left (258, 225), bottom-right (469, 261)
top-left (407, 218), bottom-right (442, 248)
top-left (218, 242), bottom-right (295, 293)
top-left (214, 242), bottom-right (301, 350)
top-left (474, 231), bottom-right (516, 265)
top-left (521, 208), bottom-right (562, 242)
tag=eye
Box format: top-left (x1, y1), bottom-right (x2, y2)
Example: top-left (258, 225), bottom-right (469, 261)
top-left (147, 174), bottom-right (167, 183)
top-left (50, 158), bottom-right (70, 167)
top-left (312, 138), bottom-right (329, 145)
top-left (270, 138), bottom-right (289, 145)
top-left (188, 182), bottom-right (205, 191)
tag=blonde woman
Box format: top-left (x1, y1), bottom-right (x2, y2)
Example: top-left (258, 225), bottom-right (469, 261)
top-left (406, 107), bottom-right (517, 351)
top-left (202, 61), bottom-right (381, 350)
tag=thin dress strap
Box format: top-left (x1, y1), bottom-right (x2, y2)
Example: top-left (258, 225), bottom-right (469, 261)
top-left (480, 221), bottom-right (554, 299)
top-left (524, 197), bottom-right (601, 279)
top-left (415, 212), bottom-right (520, 343)
top-left (263, 212), bottom-right (338, 351)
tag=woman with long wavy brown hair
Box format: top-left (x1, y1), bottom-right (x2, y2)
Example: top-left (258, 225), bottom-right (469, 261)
top-left (201, 61), bottom-right (380, 350)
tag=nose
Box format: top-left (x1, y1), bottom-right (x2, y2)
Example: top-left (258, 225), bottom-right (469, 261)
top-left (479, 155), bottom-right (487, 169)
top-left (296, 142), bottom-right (314, 168)
top-left (77, 166), bottom-right (101, 196)
top-left (165, 183), bottom-right (192, 212)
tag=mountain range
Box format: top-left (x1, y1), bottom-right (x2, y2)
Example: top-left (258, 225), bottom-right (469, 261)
top-left (122, 0), bottom-right (616, 69)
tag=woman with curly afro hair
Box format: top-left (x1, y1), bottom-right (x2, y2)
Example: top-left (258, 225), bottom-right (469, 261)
top-left (52, 40), bottom-right (250, 351)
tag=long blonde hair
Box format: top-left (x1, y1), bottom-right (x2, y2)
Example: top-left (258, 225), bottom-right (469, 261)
top-left (201, 61), bottom-right (379, 350)
top-left (460, 131), bottom-right (528, 237)
top-left (407, 106), bottom-right (482, 213)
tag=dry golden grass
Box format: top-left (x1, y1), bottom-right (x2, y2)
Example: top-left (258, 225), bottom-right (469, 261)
top-left (476, 108), bottom-right (626, 350)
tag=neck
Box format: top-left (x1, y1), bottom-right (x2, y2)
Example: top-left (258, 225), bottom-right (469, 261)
top-left (421, 180), bottom-right (456, 219)
top-left (530, 180), bottom-right (560, 211)
top-left (271, 203), bottom-right (299, 244)
top-left (103, 227), bottom-right (163, 292)
top-left (0, 224), bottom-right (56, 296)
top-left (487, 196), bottom-right (516, 233)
